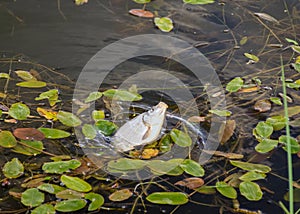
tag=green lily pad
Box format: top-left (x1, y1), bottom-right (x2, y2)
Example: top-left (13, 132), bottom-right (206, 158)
top-left (35, 89), bottom-right (60, 106)
top-left (209, 109), bottom-right (232, 116)
top-left (103, 89), bottom-right (142, 101)
top-left (85, 192), bottom-right (105, 211)
top-left (154, 17), bottom-right (174, 32)
top-left (239, 181), bottom-right (263, 201)
top-left (54, 199), bottom-right (87, 212)
top-left (148, 159), bottom-right (183, 175)
top-left (92, 110), bottom-right (105, 121)
top-left (108, 158), bottom-right (146, 171)
top-left (42, 159), bottom-right (81, 174)
top-left (9, 102), bottom-right (30, 120)
top-left (254, 121), bottom-right (273, 138)
top-left (60, 175), bottom-right (92, 192)
top-left (170, 129), bottom-right (192, 147)
top-left (271, 106), bottom-right (300, 117)
top-left (226, 77), bottom-right (244, 92)
top-left (85, 91), bottom-right (103, 103)
top-left (183, 0), bottom-right (214, 4)
top-left (244, 53), bottom-right (259, 63)
top-left (95, 120), bottom-right (118, 136)
top-left (3, 158), bottom-right (24, 178)
top-left (38, 183), bottom-right (66, 194)
top-left (284, 188), bottom-right (300, 202)
top-left (255, 139), bottom-right (278, 153)
top-left (56, 189), bottom-right (85, 199)
top-left (279, 135), bottom-right (300, 154)
top-left (270, 97), bottom-right (282, 105)
top-left (57, 111), bottom-right (82, 127)
top-left (239, 171), bottom-right (266, 182)
top-left (146, 192), bottom-right (188, 205)
top-left (229, 160), bottom-right (271, 173)
top-left (16, 81), bottom-right (47, 88)
top-left (15, 70), bottom-right (37, 81)
top-left (31, 204), bottom-right (56, 214)
top-left (38, 128), bottom-right (71, 139)
top-left (82, 124), bottom-right (97, 139)
top-left (21, 188), bottom-right (44, 207)
top-left (0, 72), bottom-right (9, 79)
top-left (133, 0), bottom-right (151, 3)
top-left (266, 115), bottom-right (286, 131)
top-left (109, 189), bottom-right (133, 202)
top-left (12, 140), bottom-right (44, 156)
top-left (158, 134), bottom-right (172, 153)
top-left (196, 186), bottom-right (216, 194)
top-left (216, 181), bottom-right (237, 199)
top-left (180, 159), bottom-right (205, 177)
top-left (0, 130), bottom-right (17, 148)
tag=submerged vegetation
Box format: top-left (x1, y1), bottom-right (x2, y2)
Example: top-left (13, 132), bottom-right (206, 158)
top-left (0, 0), bottom-right (300, 213)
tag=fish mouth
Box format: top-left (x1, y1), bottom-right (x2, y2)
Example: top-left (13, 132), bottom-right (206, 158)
top-left (156, 102), bottom-right (168, 109)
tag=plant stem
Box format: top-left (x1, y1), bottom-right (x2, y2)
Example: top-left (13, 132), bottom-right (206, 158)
top-left (281, 55), bottom-right (294, 214)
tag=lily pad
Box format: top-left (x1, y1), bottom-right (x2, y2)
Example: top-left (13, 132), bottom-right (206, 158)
top-left (9, 102), bottom-right (30, 120)
top-left (37, 107), bottom-right (58, 120)
top-left (15, 70), bottom-right (37, 81)
top-left (244, 53), bottom-right (259, 63)
top-left (12, 140), bottom-right (44, 156)
top-left (109, 189), bottom-right (133, 202)
top-left (254, 121), bottom-right (273, 138)
top-left (60, 175), bottom-right (92, 192)
top-left (133, 0), bottom-right (151, 3)
top-left (266, 115), bottom-right (286, 131)
top-left (209, 109), bottom-right (232, 117)
top-left (84, 91), bottom-right (103, 103)
top-left (270, 97), bottom-right (282, 105)
top-left (239, 181), bottom-right (263, 201)
top-left (54, 199), bottom-right (87, 212)
top-left (38, 128), bottom-right (71, 139)
top-left (226, 77), bottom-right (244, 92)
top-left (103, 89), bottom-right (142, 101)
top-left (279, 135), bottom-right (300, 154)
top-left (35, 89), bottom-right (60, 106)
top-left (0, 130), bottom-right (17, 148)
top-left (56, 189), bottom-right (85, 199)
top-left (229, 160), bottom-right (271, 173)
top-left (148, 159), bottom-right (183, 175)
top-left (216, 181), bottom-right (237, 199)
top-left (0, 72), bottom-right (9, 79)
top-left (154, 17), bottom-right (174, 32)
top-left (146, 192), bottom-right (188, 205)
top-left (21, 188), bottom-right (44, 207)
top-left (38, 183), bottom-right (66, 194)
top-left (85, 192), bottom-right (104, 211)
top-left (239, 171), bottom-right (266, 182)
top-left (158, 134), bottom-right (172, 153)
top-left (92, 110), bottom-right (105, 121)
top-left (57, 111), bottom-right (82, 127)
top-left (183, 0), bottom-right (214, 4)
top-left (3, 158), bottom-right (24, 178)
top-left (255, 139), bottom-right (278, 153)
top-left (95, 120), bottom-right (118, 136)
top-left (82, 124), bottom-right (97, 139)
top-left (108, 158), bottom-right (146, 171)
top-left (170, 129), bottom-right (192, 147)
top-left (13, 128), bottom-right (45, 141)
top-left (16, 81), bottom-right (47, 88)
top-left (31, 204), bottom-right (56, 214)
top-left (180, 159), bottom-right (205, 177)
top-left (42, 159), bottom-right (81, 174)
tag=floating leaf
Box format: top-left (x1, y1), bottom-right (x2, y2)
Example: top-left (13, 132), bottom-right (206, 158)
top-left (37, 107), bottom-right (58, 120)
top-left (239, 181), bottom-right (263, 201)
top-left (35, 89), bottom-right (59, 106)
top-left (38, 128), bottom-right (71, 139)
top-left (292, 45), bottom-right (300, 54)
top-left (286, 38), bottom-right (298, 45)
top-left (226, 77), bottom-right (244, 92)
top-left (146, 192), bottom-right (188, 205)
top-left (141, 148), bottom-right (159, 159)
top-left (196, 186), bottom-right (216, 194)
top-left (56, 189), bottom-right (85, 199)
top-left (61, 175), bottom-right (92, 192)
top-left (183, 0), bottom-right (214, 5)
top-left (279, 135), bottom-right (300, 154)
top-left (254, 121), bottom-right (273, 138)
top-left (16, 81), bottom-right (46, 88)
top-left (239, 171), bottom-right (266, 182)
top-left (0, 73), bottom-right (9, 79)
top-left (148, 159), bottom-right (183, 175)
top-left (109, 189), bottom-right (133, 202)
top-left (266, 115), bottom-right (286, 131)
top-left (9, 102), bottom-right (30, 120)
top-left (15, 70), bottom-right (37, 81)
top-left (210, 150), bottom-right (244, 159)
top-left (254, 12), bottom-right (279, 24)
top-left (209, 109), bottom-right (232, 117)
top-left (284, 188), bottom-right (300, 202)
top-left (0, 130), bottom-right (17, 148)
top-left (290, 118), bottom-right (300, 127)
top-left (55, 199), bottom-right (87, 212)
top-left (21, 188), bottom-right (44, 207)
top-left (271, 106), bottom-right (300, 117)
top-left (129, 9), bottom-right (154, 18)
top-left (82, 124), bottom-right (97, 139)
top-left (230, 160), bottom-right (271, 173)
top-left (175, 177), bottom-right (204, 189)
top-left (38, 183), bottom-right (66, 194)
top-left (244, 53), bottom-right (259, 63)
top-left (216, 181), bottom-right (237, 199)
top-left (255, 139), bottom-right (278, 153)
top-left (42, 159), bottom-right (81, 174)
top-left (85, 192), bottom-right (104, 211)
top-left (180, 159), bottom-right (205, 177)
top-left (31, 204), bottom-right (56, 214)
top-left (57, 111), bottom-right (82, 127)
top-left (239, 36), bottom-right (248, 46)
top-left (75, 0), bottom-right (88, 5)
top-left (133, 0), bottom-right (151, 3)
top-left (108, 158), bottom-right (146, 171)
top-left (85, 91), bottom-right (102, 103)
top-left (158, 134), bottom-right (172, 153)
top-left (220, 120), bottom-right (236, 144)
top-left (3, 158), bottom-right (24, 178)
top-left (154, 17), bottom-right (174, 32)
top-left (254, 99), bottom-right (271, 112)
top-left (13, 128), bottom-right (45, 141)
top-left (95, 120), bottom-right (118, 136)
top-left (92, 110), bottom-right (105, 121)
top-left (170, 129), bottom-right (192, 147)
top-left (103, 89), bottom-right (142, 101)
top-left (13, 140), bottom-right (44, 156)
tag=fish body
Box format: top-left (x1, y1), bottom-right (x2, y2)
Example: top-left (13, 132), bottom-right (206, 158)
top-left (111, 102), bottom-right (168, 152)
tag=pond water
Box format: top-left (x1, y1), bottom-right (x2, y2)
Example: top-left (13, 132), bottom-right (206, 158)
top-left (0, 0), bottom-right (300, 213)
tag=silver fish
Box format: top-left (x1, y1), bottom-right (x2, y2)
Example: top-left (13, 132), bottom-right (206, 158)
top-left (111, 102), bottom-right (168, 152)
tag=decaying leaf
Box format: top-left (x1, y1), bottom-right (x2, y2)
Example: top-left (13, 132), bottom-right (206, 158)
top-left (13, 128), bottom-right (45, 141)
top-left (254, 99), bottom-right (271, 112)
top-left (188, 116), bottom-right (205, 123)
top-left (37, 107), bottom-right (58, 121)
top-left (254, 12), bottom-right (279, 24)
top-left (109, 189), bottom-right (133, 202)
top-left (219, 120), bottom-right (236, 144)
top-left (141, 148), bottom-right (159, 159)
top-left (175, 177), bottom-right (204, 189)
top-left (129, 9), bottom-right (154, 18)
top-left (203, 150), bottom-right (244, 159)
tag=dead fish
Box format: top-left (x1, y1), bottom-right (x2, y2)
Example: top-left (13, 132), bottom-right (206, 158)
top-left (111, 102), bottom-right (168, 152)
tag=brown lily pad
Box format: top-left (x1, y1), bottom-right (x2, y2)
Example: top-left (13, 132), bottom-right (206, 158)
top-left (175, 177), bottom-right (204, 189)
top-left (129, 9), bottom-right (154, 18)
top-left (254, 99), bottom-right (271, 112)
top-left (13, 128), bottom-right (45, 141)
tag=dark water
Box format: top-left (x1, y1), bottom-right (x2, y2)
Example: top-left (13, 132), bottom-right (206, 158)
top-left (0, 0), bottom-right (300, 213)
